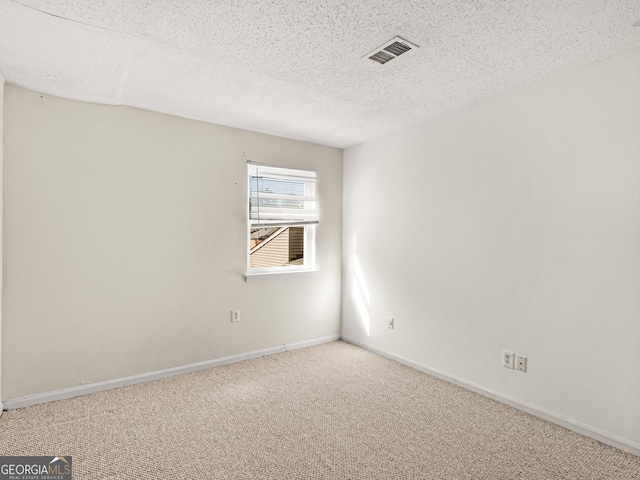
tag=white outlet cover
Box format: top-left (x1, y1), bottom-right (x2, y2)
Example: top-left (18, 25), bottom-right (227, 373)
top-left (388, 317), bottom-right (394, 329)
top-left (516, 355), bottom-right (527, 372)
top-left (502, 350), bottom-right (515, 369)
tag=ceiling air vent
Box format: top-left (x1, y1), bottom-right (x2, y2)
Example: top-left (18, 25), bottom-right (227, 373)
top-left (364, 36), bottom-right (419, 65)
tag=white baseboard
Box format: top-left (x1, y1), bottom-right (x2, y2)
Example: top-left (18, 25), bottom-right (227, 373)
top-left (3, 334), bottom-right (340, 410)
top-left (342, 336), bottom-right (640, 457)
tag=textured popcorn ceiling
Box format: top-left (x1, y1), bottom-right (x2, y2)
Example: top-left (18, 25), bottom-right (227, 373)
top-left (1, 0), bottom-right (639, 148)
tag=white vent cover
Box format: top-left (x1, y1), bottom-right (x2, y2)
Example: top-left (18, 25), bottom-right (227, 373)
top-left (364, 36), bottom-right (419, 65)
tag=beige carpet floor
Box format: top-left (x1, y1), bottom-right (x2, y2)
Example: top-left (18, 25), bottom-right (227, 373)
top-left (0, 340), bottom-right (638, 479)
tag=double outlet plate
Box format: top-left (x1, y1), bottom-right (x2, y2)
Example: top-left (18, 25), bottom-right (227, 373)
top-left (503, 350), bottom-right (527, 372)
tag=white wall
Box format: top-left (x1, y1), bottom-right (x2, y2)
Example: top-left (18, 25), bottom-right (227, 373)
top-left (342, 48), bottom-right (640, 450)
top-left (0, 72), bottom-right (4, 409)
top-left (2, 85), bottom-right (342, 400)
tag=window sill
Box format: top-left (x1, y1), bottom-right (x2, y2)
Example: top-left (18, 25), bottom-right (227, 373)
top-left (244, 269), bottom-right (318, 283)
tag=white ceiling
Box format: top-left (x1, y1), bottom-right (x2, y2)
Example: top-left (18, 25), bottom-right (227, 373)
top-left (1, 0), bottom-right (639, 148)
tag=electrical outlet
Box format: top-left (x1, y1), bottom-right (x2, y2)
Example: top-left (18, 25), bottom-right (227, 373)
top-left (503, 350), bottom-right (515, 369)
top-left (231, 309), bottom-right (240, 323)
top-left (516, 355), bottom-right (527, 372)
top-left (388, 317), bottom-right (394, 329)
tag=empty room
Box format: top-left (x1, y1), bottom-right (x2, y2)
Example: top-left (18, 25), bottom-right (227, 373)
top-left (1, 1), bottom-right (639, 478)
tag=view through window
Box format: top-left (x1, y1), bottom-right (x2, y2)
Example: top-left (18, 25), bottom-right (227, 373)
top-left (248, 163), bottom-right (318, 271)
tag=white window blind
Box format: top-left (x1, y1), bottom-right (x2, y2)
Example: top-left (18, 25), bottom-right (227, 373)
top-left (248, 162), bottom-right (319, 227)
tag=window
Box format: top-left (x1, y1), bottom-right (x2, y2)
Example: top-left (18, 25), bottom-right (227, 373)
top-left (247, 162), bottom-right (318, 276)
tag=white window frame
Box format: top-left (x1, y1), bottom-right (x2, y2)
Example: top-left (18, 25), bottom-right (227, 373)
top-left (245, 161), bottom-right (318, 281)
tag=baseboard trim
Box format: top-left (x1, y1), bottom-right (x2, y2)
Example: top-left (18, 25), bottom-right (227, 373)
top-left (341, 336), bottom-right (640, 457)
top-left (3, 334), bottom-right (340, 410)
